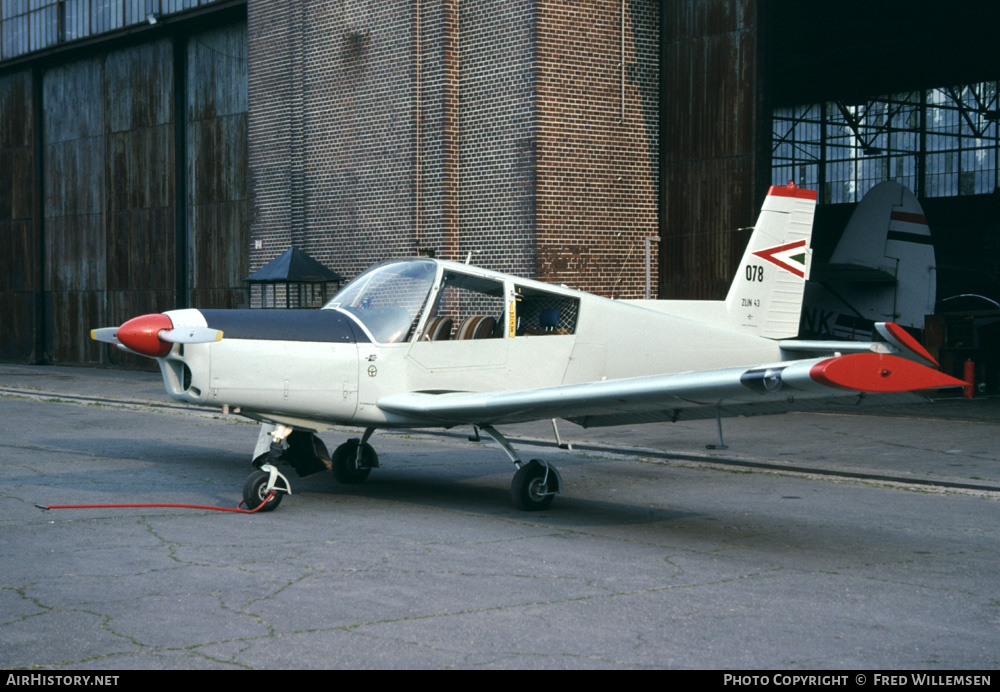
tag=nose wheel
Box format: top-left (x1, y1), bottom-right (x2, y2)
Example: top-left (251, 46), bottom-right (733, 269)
top-left (242, 467), bottom-right (288, 512)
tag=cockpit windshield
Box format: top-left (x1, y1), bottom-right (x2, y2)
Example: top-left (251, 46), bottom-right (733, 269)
top-left (323, 259), bottom-right (438, 343)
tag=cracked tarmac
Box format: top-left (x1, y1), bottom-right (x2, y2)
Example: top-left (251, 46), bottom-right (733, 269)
top-left (1, 365), bottom-right (998, 669)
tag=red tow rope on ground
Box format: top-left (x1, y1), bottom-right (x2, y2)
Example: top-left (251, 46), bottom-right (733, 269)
top-left (35, 492), bottom-right (277, 514)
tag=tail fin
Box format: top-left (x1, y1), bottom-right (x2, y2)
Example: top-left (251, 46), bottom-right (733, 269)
top-left (725, 183), bottom-right (817, 339)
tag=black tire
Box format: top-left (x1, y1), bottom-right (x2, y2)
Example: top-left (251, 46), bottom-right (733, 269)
top-left (332, 439), bottom-right (376, 484)
top-left (242, 470), bottom-right (283, 512)
top-left (511, 460), bottom-right (556, 511)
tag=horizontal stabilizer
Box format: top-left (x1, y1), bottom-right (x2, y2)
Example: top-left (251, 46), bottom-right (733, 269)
top-left (779, 339), bottom-right (894, 356)
top-left (781, 322), bottom-right (939, 368)
top-left (874, 322), bottom-right (937, 367)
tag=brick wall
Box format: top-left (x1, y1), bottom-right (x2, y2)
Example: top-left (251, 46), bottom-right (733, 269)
top-left (247, 0), bottom-right (659, 298)
top-left (536, 0), bottom-right (659, 298)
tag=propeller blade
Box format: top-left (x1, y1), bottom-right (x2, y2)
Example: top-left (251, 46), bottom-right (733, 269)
top-left (159, 327), bottom-right (224, 344)
top-left (90, 327), bottom-right (121, 345)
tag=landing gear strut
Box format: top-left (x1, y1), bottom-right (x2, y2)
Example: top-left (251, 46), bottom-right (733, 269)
top-left (242, 424), bottom-right (559, 512)
top-left (480, 425), bottom-right (562, 511)
top-left (331, 428), bottom-right (379, 484)
top-left (242, 424), bottom-right (296, 511)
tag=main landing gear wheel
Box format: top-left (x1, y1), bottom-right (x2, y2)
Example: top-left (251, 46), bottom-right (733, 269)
top-left (511, 459), bottom-right (557, 511)
top-left (332, 439), bottom-right (377, 484)
top-left (242, 470), bottom-right (284, 512)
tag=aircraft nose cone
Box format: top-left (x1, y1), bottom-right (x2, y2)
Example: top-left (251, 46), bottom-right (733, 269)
top-left (117, 313), bottom-right (174, 357)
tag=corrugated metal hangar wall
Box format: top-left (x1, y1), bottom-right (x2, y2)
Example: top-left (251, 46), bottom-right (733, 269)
top-left (0, 1), bottom-right (247, 365)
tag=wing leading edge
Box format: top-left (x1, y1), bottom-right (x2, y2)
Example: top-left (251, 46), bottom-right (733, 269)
top-left (377, 353), bottom-right (966, 428)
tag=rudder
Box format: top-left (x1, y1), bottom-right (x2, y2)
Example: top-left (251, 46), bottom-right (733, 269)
top-left (725, 183), bottom-right (817, 339)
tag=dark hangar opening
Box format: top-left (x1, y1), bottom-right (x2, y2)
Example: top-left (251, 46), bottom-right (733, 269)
top-left (764, 0), bottom-right (1000, 303)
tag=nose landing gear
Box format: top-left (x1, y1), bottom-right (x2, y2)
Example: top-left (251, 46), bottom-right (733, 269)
top-left (243, 425), bottom-right (381, 511)
top-left (242, 424), bottom-right (299, 511)
top-left (242, 467), bottom-right (289, 512)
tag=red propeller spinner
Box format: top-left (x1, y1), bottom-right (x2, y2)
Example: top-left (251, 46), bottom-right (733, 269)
top-left (115, 314), bottom-right (174, 358)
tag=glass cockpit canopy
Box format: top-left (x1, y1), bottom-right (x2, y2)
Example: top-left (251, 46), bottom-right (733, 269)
top-left (323, 259), bottom-right (438, 343)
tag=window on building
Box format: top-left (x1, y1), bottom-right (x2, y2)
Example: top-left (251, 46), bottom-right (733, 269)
top-left (772, 82), bottom-right (1000, 203)
top-left (0, 0), bottom-right (224, 61)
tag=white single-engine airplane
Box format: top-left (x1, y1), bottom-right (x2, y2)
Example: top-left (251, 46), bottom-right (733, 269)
top-left (92, 183), bottom-right (964, 511)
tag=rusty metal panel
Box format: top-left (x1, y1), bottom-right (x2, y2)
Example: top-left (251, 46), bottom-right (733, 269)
top-left (0, 290), bottom-right (37, 359)
top-left (661, 0), bottom-right (752, 43)
top-left (102, 40), bottom-right (176, 369)
top-left (104, 39), bottom-right (173, 133)
top-left (187, 22), bottom-right (247, 307)
top-left (41, 41), bottom-right (178, 364)
top-left (41, 60), bottom-right (105, 331)
top-left (0, 70), bottom-right (36, 362)
top-left (660, 159), bottom-right (751, 299)
top-left (659, 0), bottom-right (763, 300)
top-left (43, 286), bottom-right (107, 364)
top-left (42, 58), bottom-right (107, 363)
top-left (104, 39), bottom-right (175, 300)
top-left (0, 72), bottom-right (34, 288)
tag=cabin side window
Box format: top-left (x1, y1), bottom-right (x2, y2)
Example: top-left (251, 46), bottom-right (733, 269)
top-left (419, 271), bottom-right (506, 341)
top-left (513, 286), bottom-right (579, 336)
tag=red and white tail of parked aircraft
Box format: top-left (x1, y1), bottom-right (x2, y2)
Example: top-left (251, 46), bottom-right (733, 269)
top-left (92, 182), bottom-right (964, 512)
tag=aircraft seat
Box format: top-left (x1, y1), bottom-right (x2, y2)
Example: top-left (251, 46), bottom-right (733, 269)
top-left (456, 316), bottom-right (497, 340)
top-left (421, 316), bottom-right (453, 341)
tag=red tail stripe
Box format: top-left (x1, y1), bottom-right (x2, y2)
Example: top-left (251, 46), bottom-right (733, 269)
top-left (767, 184), bottom-right (818, 201)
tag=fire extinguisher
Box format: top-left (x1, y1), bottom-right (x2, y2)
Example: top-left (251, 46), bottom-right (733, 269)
top-left (964, 359), bottom-right (975, 399)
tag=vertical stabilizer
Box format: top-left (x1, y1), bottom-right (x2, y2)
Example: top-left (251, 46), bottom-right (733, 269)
top-left (725, 184), bottom-right (817, 338)
top-left (801, 181), bottom-right (935, 339)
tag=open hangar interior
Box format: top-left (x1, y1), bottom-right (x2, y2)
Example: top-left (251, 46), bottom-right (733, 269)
top-left (0, 0), bottom-right (997, 388)
top-left (767, 1), bottom-right (1000, 389)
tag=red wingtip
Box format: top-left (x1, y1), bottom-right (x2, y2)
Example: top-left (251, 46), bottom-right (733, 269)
top-left (116, 314), bottom-right (174, 358)
top-left (810, 353), bottom-right (967, 393)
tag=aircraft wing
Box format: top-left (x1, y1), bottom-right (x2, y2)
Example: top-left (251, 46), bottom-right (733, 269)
top-left (377, 353), bottom-right (965, 429)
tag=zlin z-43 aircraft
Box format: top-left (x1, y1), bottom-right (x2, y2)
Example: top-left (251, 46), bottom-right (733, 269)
top-left (92, 183), bottom-right (965, 512)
